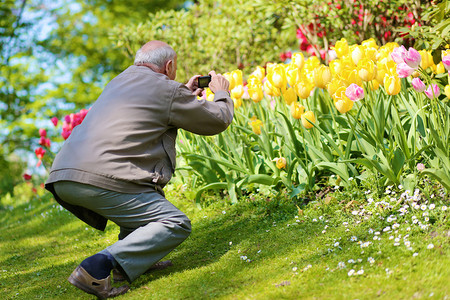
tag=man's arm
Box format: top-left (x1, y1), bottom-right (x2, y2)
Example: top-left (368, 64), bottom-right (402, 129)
top-left (169, 73), bottom-right (233, 135)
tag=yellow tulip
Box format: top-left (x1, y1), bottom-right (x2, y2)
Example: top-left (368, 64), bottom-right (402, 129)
top-left (295, 80), bottom-right (314, 99)
top-left (290, 101), bottom-right (305, 119)
top-left (442, 49), bottom-right (450, 58)
top-left (248, 116), bottom-right (263, 135)
top-left (251, 66), bottom-right (265, 82)
top-left (275, 157), bottom-right (287, 169)
top-left (327, 78), bottom-right (345, 96)
top-left (231, 85), bottom-right (244, 99)
top-left (329, 59), bottom-right (342, 76)
top-left (247, 74), bottom-right (262, 87)
top-left (282, 87), bottom-right (297, 105)
top-left (434, 62), bottom-right (445, 74)
top-left (313, 65), bottom-right (332, 89)
top-left (231, 70), bottom-right (243, 86)
top-left (341, 67), bottom-right (362, 86)
top-left (419, 50), bottom-right (434, 70)
top-left (361, 38), bottom-right (378, 50)
top-left (363, 47), bottom-right (378, 62)
top-left (369, 79), bottom-right (380, 91)
top-left (383, 74), bottom-right (401, 95)
top-left (357, 58), bottom-right (377, 81)
top-left (248, 85), bottom-right (264, 103)
top-left (266, 63), bottom-right (277, 75)
top-left (334, 98), bottom-right (354, 114)
top-left (332, 86), bottom-right (354, 114)
top-left (350, 45), bottom-right (363, 65)
top-left (291, 52), bottom-right (305, 69)
top-left (301, 111), bottom-right (316, 129)
top-left (333, 38), bottom-right (349, 58)
top-left (376, 57), bottom-right (396, 83)
top-left (444, 85), bottom-right (450, 99)
top-left (263, 79), bottom-right (281, 97)
top-left (286, 63), bottom-right (300, 87)
top-left (268, 64), bottom-right (287, 89)
top-left (223, 72), bottom-right (236, 90)
top-left (304, 56), bottom-right (321, 72)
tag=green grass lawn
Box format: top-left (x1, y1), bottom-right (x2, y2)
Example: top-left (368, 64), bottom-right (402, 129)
top-left (0, 182), bottom-right (449, 299)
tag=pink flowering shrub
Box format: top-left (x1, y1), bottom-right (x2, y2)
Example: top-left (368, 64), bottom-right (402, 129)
top-left (33, 108), bottom-right (90, 168)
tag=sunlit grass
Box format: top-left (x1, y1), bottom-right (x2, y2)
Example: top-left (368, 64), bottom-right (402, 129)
top-left (0, 182), bottom-right (448, 299)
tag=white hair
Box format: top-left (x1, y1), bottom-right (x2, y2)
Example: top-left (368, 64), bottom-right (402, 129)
top-left (134, 45), bottom-right (176, 69)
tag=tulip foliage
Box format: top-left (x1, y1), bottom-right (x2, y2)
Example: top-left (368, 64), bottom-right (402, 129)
top-left (33, 39), bottom-right (450, 206)
top-left (176, 39), bottom-right (450, 204)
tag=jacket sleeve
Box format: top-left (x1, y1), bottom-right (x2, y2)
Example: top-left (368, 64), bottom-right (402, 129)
top-left (168, 84), bottom-right (234, 135)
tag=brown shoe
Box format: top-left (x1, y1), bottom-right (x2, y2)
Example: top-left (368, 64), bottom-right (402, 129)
top-left (113, 260), bottom-right (173, 283)
top-left (68, 265), bottom-right (129, 299)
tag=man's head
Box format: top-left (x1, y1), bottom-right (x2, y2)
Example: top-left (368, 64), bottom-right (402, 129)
top-left (134, 41), bottom-right (177, 80)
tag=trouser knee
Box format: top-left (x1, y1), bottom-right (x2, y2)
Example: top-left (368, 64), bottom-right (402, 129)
top-left (171, 213), bottom-right (192, 239)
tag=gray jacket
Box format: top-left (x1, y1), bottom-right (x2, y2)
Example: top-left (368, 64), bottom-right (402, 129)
top-left (45, 65), bottom-right (234, 230)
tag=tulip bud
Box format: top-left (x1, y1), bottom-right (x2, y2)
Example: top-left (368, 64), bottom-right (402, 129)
top-left (248, 85), bottom-right (264, 103)
top-left (411, 77), bottom-right (426, 92)
top-left (444, 85), bottom-right (450, 99)
top-left (248, 117), bottom-right (263, 135)
top-left (419, 50), bottom-right (434, 70)
top-left (290, 102), bottom-right (305, 119)
top-left (231, 85), bottom-right (244, 99)
top-left (268, 65), bottom-right (287, 89)
top-left (357, 58), bottom-right (377, 81)
top-left (345, 83), bottom-right (364, 101)
top-left (301, 111), bottom-right (315, 129)
top-left (275, 157), bottom-right (287, 169)
top-left (403, 47), bottom-right (421, 69)
top-left (291, 52), bottom-right (305, 69)
top-left (391, 46), bottom-right (407, 64)
top-left (251, 66), bottom-right (265, 82)
top-left (295, 81), bottom-right (313, 99)
top-left (286, 63), bottom-right (300, 87)
top-left (370, 79), bottom-right (380, 91)
top-left (333, 38), bottom-right (349, 58)
top-left (396, 62), bottom-right (415, 78)
top-left (384, 75), bottom-right (401, 95)
top-left (443, 55), bottom-right (450, 71)
top-left (333, 86), bottom-right (354, 113)
top-left (351, 45), bottom-right (363, 65)
top-left (424, 84), bottom-right (440, 99)
top-left (282, 87), bottom-right (297, 105)
top-left (313, 65), bottom-right (332, 89)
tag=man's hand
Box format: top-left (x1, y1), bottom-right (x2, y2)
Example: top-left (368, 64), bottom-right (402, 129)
top-left (208, 71), bottom-right (230, 94)
top-left (186, 75), bottom-right (203, 96)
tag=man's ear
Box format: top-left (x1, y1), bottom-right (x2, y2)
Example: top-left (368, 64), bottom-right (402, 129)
top-left (165, 60), bottom-right (173, 76)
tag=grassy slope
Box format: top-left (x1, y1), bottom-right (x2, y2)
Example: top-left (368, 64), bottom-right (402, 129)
top-left (0, 183), bottom-right (449, 300)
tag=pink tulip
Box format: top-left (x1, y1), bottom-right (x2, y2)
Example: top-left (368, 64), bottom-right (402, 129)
top-left (345, 83), bottom-right (365, 101)
top-left (51, 117), bottom-right (59, 127)
top-left (424, 84), bottom-right (440, 99)
top-left (416, 163), bottom-right (425, 171)
top-left (396, 62), bottom-right (414, 78)
top-left (411, 78), bottom-right (426, 92)
top-left (391, 46), bottom-right (407, 64)
top-left (403, 47), bottom-right (421, 69)
top-left (443, 55), bottom-right (450, 71)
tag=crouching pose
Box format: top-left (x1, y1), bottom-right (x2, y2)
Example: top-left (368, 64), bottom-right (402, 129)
top-left (45, 40), bottom-right (233, 299)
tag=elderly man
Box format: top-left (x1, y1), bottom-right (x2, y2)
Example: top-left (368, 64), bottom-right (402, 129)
top-left (45, 40), bottom-right (233, 299)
